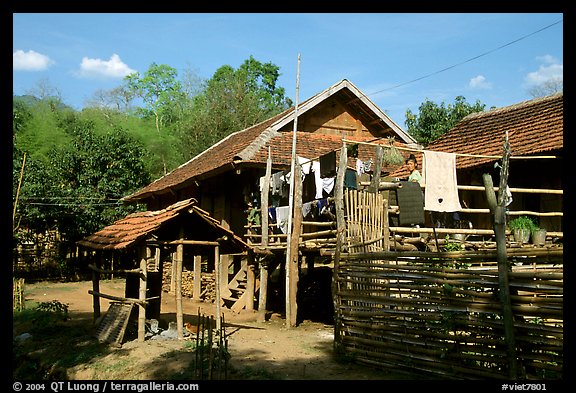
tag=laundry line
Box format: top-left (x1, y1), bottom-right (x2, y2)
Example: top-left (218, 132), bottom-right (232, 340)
top-left (342, 138), bottom-right (559, 160)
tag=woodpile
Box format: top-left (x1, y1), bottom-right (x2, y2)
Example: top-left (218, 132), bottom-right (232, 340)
top-left (162, 261), bottom-right (217, 303)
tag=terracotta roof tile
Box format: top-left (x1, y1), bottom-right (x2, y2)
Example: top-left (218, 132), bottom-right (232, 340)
top-left (77, 198), bottom-right (249, 251)
top-left (390, 93), bottom-right (563, 178)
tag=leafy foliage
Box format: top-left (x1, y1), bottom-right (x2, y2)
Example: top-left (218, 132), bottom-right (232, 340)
top-left (14, 112), bottom-right (150, 243)
top-left (405, 96), bottom-right (488, 146)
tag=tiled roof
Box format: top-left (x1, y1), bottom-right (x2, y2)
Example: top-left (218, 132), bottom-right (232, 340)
top-left (124, 79), bottom-right (414, 202)
top-left (390, 92), bottom-right (563, 178)
top-left (123, 112), bottom-right (287, 201)
top-left (77, 198), bottom-right (250, 251)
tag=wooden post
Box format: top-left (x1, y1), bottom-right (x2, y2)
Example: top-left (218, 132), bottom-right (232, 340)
top-left (193, 255), bottom-right (202, 301)
top-left (285, 53), bottom-right (301, 328)
top-left (383, 198), bottom-right (390, 251)
top-left (261, 147), bottom-right (272, 246)
top-left (170, 249), bottom-right (176, 294)
top-left (367, 145), bottom-right (383, 193)
top-left (154, 247), bottom-right (161, 271)
top-left (332, 143), bottom-right (348, 352)
top-left (258, 149), bottom-right (272, 322)
top-left (246, 258), bottom-right (255, 312)
top-left (286, 161), bottom-right (303, 328)
top-left (138, 246), bottom-right (148, 342)
top-left (483, 141), bottom-right (518, 379)
top-left (175, 229), bottom-right (184, 340)
top-left (92, 250), bottom-right (102, 322)
top-left (214, 245), bottom-right (222, 331)
top-left (257, 258), bottom-right (269, 322)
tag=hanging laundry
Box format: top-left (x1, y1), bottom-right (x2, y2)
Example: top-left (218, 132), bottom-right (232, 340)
top-left (268, 207), bottom-right (277, 223)
top-left (320, 151), bottom-right (337, 178)
top-left (356, 158), bottom-right (365, 176)
top-left (422, 150), bottom-right (462, 212)
top-left (344, 168), bottom-right (357, 189)
top-left (302, 200), bottom-right (316, 219)
top-left (322, 177), bottom-right (335, 196)
top-left (275, 206), bottom-right (291, 234)
top-left (396, 180), bottom-right (425, 226)
top-left (298, 156), bottom-right (312, 175)
top-left (311, 161), bottom-right (324, 199)
top-left (363, 159), bottom-right (373, 173)
top-left (270, 171), bottom-right (285, 196)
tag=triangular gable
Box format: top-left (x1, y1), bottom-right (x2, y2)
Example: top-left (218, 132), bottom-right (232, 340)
top-left (269, 79), bottom-right (415, 144)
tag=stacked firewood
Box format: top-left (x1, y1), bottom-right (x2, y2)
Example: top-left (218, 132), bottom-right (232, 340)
top-left (161, 261), bottom-right (217, 302)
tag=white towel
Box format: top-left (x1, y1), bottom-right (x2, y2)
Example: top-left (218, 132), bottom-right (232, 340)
top-left (423, 150), bottom-right (462, 212)
top-left (275, 206), bottom-right (291, 234)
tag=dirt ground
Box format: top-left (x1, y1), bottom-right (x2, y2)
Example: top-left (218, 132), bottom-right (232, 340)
top-left (16, 278), bottom-right (424, 381)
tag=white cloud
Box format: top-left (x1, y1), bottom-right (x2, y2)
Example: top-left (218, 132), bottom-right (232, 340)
top-left (77, 54), bottom-right (136, 79)
top-left (13, 49), bottom-right (54, 71)
top-left (524, 56), bottom-right (563, 87)
top-left (469, 75), bottom-right (492, 89)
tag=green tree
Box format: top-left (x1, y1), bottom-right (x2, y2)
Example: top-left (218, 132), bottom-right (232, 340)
top-left (181, 56), bottom-right (292, 160)
top-left (124, 63), bottom-right (184, 132)
top-left (14, 115), bottom-right (150, 243)
top-left (405, 96), bottom-right (487, 146)
top-left (124, 63), bottom-right (186, 174)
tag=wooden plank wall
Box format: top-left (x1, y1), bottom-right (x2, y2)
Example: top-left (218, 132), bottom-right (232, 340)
top-left (334, 251), bottom-right (563, 380)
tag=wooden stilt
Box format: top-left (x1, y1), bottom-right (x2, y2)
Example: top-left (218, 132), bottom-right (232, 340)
top-left (137, 246), bottom-right (148, 342)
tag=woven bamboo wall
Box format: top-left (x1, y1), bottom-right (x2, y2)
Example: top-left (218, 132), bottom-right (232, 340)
top-left (334, 252), bottom-right (563, 380)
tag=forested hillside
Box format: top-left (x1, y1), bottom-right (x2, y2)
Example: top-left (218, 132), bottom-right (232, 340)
top-left (13, 56), bottom-right (292, 247)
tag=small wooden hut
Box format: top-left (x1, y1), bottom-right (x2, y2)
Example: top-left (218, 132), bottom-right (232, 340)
top-left (77, 198), bottom-right (251, 342)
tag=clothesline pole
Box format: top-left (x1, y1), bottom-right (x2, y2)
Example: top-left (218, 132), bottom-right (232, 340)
top-left (285, 53), bottom-right (301, 329)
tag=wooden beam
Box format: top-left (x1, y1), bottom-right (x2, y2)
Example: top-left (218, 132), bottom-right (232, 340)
top-left (88, 290), bottom-right (152, 306)
top-left (215, 245), bottom-right (222, 331)
top-left (137, 246), bottom-right (147, 342)
top-left (175, 228), bottom-right (184, 340)
top-left (193, 255), bottom-right (202, 301)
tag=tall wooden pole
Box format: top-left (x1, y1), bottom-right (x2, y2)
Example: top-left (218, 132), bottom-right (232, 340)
top-left (332, 143), bottom-right (348, 352)
top-left (285, 53), bottom-right (301, 328)
top-left (287, 161), bottom-right (303, 327)
top-left (483, 138), bottom-right (518, 379)
top-left (175, 227), bottom-right (184, 339)
top-left (258, 148), bottom-right (272, 322)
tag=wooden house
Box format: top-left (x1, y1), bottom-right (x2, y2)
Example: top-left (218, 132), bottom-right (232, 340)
top-left (389, 92), bottom-right (563, 234)
top-left (120, 79), bottom-right (419, 323)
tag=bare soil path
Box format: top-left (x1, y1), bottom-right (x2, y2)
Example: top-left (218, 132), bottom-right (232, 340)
top-left (15, 279), bottom-right (424, 381)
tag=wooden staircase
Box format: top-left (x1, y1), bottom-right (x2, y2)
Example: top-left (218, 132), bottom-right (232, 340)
top-left (221, 257), bottom-right (260, 313)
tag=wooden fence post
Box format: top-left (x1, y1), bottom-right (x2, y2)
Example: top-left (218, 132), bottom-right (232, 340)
top-left (483, 140), bottom-right (518, 379)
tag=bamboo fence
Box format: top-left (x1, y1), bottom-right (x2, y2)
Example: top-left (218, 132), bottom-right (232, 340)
top-left (333, 251), bottom-right (563, 380)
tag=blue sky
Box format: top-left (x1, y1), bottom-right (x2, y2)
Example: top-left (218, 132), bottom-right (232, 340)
top-left (13, 13), bottom-right (563, 128)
